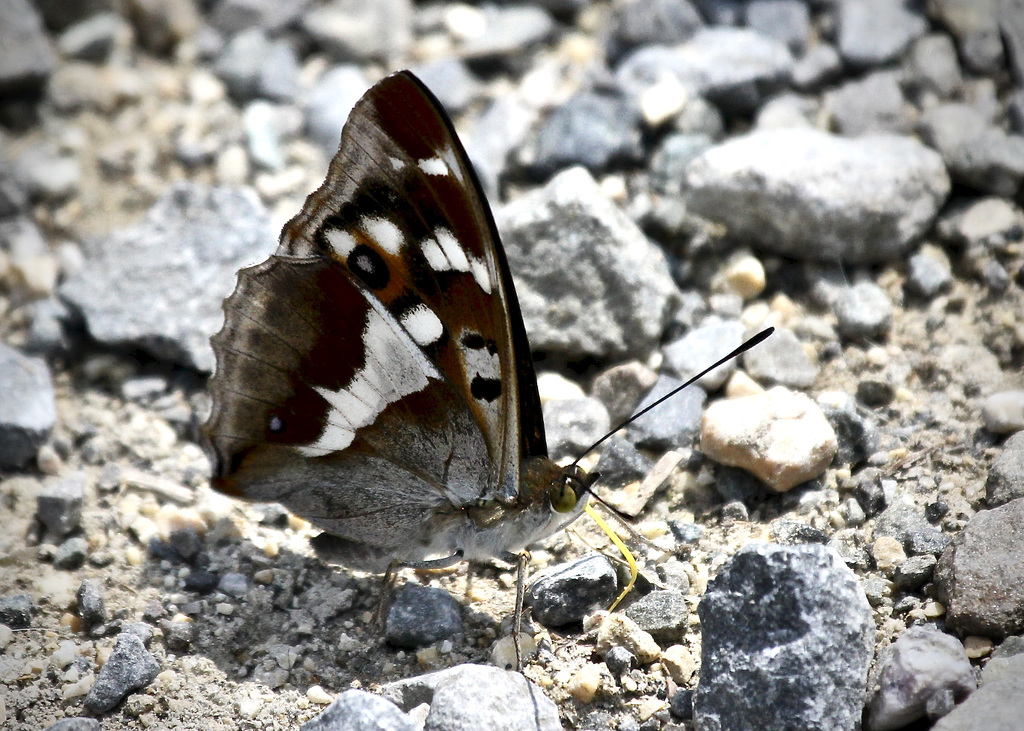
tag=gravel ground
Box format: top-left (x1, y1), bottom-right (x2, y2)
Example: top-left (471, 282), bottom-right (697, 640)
top-left (2, 1), bottom-right (1024, 730)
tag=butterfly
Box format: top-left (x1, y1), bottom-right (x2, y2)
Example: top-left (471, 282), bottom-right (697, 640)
top-left (202, 70), bottom-right (598, 667)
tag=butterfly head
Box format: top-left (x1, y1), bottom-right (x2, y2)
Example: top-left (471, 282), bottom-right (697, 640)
top-left (549, 463), bottom-right (600, 515)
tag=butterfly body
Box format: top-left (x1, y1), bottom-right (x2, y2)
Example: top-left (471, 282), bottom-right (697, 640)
top-left (203, 71), bottom-right (590, 578)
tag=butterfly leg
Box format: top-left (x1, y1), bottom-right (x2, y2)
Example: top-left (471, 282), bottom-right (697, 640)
top-left (512, 550), bottom-right (530, 672)
top-left (373, 551), bottom-right (466, 628)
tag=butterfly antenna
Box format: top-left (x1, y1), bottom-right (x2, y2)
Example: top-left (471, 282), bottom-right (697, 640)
top-left (572, 327), bottom-right (774, 467)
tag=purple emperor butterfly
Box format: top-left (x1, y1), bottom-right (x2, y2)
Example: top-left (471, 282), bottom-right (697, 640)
top-left (203, 71), bottom-right (596, 666)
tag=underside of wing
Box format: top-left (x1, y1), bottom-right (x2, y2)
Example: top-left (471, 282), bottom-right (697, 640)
top-left (278, 71), bottom-right (547, 502)
top-left (204, 255), bottom-right (490, 527)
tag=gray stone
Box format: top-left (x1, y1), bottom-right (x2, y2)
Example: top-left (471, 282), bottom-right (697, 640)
top-left (596, 435), bottom-right (655, 488)
top-left (984, 393), bottom-right (1024, 435)
top-left (980, 636), bottom-right (1024, 685)
top-left (0, 0), bottom-right (56, 94)
top-left (927, 0), bottom-right (1004, 74)
top-left (36, 473), bottom-right (86, 541)
top-left (695, 543), bottom-right (874, 731)
top-left (624, 589), bottom-right (688, 641)
top-left (875, 501), bottom-right (951, 556)
top-left (827, 70), bottom-right (913, 136)
top-left (662, 319), bottom-right (745, 391)
top-left (84, 632), bottom-right (161, 712)
top-left (745, 0), bottom-right (810, 55)
top-left (604, 645), bottom-right (636, 675)
top-left (742, 327), bottom-right (817, 389)
top-left (25, 297), bottom-right (74, 356)
top-left (301, 0), bottom-right (412, 63)
top-left (529, 555), bottom-right (618, 627)
top-left (214, 28), bottom-right (300, 102)
top-left (755, 92), bottom-right (819, 130)
top-left (792, 43), bottom-right (843, 90)
top-left (906, 246), bottom-right (953, 299)
top-left (159, 618), bottom-right (195, 652)
top-left (836, 0), bottom-right (928, 67)
top-left (0, 342), bottom-right (56, 469)
top-left (209, 0), bottom-right (307, 35)
top-left (833, 282), bottom-right (894, 341)
top-left (385, 583), bottom-right (462, 649)
top-left (410, 58), bottom-right (479, 115)
top-left (306, 65), bottom-right (369, 154)
top-left (242, 101), bottom-right (286, 171)
top-left (43, 720), bottom-right (102, 731)
top-left (919, 103), bottom-right (1024, 197)
top-left (60, 183), bottom-right (277, 372)
top-left (542, 396), bottom-right (611, 460)
top-left (866, 625), bottom-right (976, 731)
top-left (528, 90), bottom-right (643, 176)
top-left (424, 664), bottom-right (561, 731)
top-left (649, 133), bottom-right (715, 196)
top-left (818, 392), bottom-right (881, 467)
top-left (463, 94), bottom-right (536, 200)
top-left (54, 536), bottom-right (89, 570)
top-left (0, 136), bottom-right (27, 217)
top-left (932, 673), bottom-right (1024, 731)
top-left (627, 374), bottom-right (706, 451)
top-left (616, 28), bottom-right (793, 115)
top-left (903, 34), bottom-right (963, 98)
top-left (76, 579), bottom-right (107, 629)
top-left (57, 13), bottom-right (124, 62)
top-left (684, 129), bottom-right (950, 263)
top-left (217, 572), bottom-right (249, 598)
top-left (301, 689), bottom-right (415, 731)
top-left (458, 5), bottom-right (556, 62)
top-left (607, 0), bottom-right (703, 60)
top-left (14, 145), bottom-right (81, 201)
top-left (893, 554), bottom-right (937, 591)
top-left (496, 167), bottom-right (679, 360)
top-left (986, 431), bottom-right (1024, 505)
top-left (0, 594), bottom-right (35, 628)
top-left (934, 498), bottom-right (1024, 637)
top-left (382, 665), bottom-right (560, 730)
top-left (590, 360), bottom-right (658, 424)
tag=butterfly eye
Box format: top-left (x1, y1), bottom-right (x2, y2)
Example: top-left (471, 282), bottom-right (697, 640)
top-left (549, 476), bottom-right (578, 514)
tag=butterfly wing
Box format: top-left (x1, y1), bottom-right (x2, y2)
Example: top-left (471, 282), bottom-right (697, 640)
top-left (203, 71), bottom-right (546, 564)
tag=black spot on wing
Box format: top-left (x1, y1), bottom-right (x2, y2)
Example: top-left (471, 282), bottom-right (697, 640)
top-left (348, 244), bottom-right (389, 289)
top-left (461, 331), bottom-right (498, 356)
top-left (470, 375), bottom-right (502, 402)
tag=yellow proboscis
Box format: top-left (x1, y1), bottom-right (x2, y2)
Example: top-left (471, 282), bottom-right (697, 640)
top-left (584, 502), bottom-right (637, 611)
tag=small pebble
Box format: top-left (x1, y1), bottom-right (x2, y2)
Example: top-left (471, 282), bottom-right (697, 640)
top-left (76, 579), bottom-right (106, 629)
top-left (660, 644), bottom-right (697, 684)
top-left (306, 684), bottom-right (334, 705)
top-left (595, 613), bottom-right (661, 664)
top-left (700, 387), bottom-right (838, 492)
top-left (385, 583), bottom-right (462, 649)
top-left (982, 391), bottom-right (1024, 434)
top-left (566, 663), bottom-right (604, 704)
top-left (833, 281), bottom-right (893, 340)
top-left (872, 536), bottom-right (907, 573)
top-left (84, 633), bottom-right (161, 713)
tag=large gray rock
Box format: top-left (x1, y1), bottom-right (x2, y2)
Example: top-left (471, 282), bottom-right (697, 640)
top-left (301, 689), bottom-right (415, 731)
top-left (497, 167), bottom-right (679, 360)
top-left (866, 625), bottom-right (976, 731)
top-left (0, 342), bottom-right (56, 468)
top-left (381, 664), bottom-right (561, 731)
top-left (0, 0), bottom-right (56, 94)
top-left (684, 129), bottom-right (950, 263)
top-left (695, 543), bottom-right (874, 731)
top-left (61, 183), bottom-right (277, 372)
top-left (934, 498), bottom-right (1024, 638)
